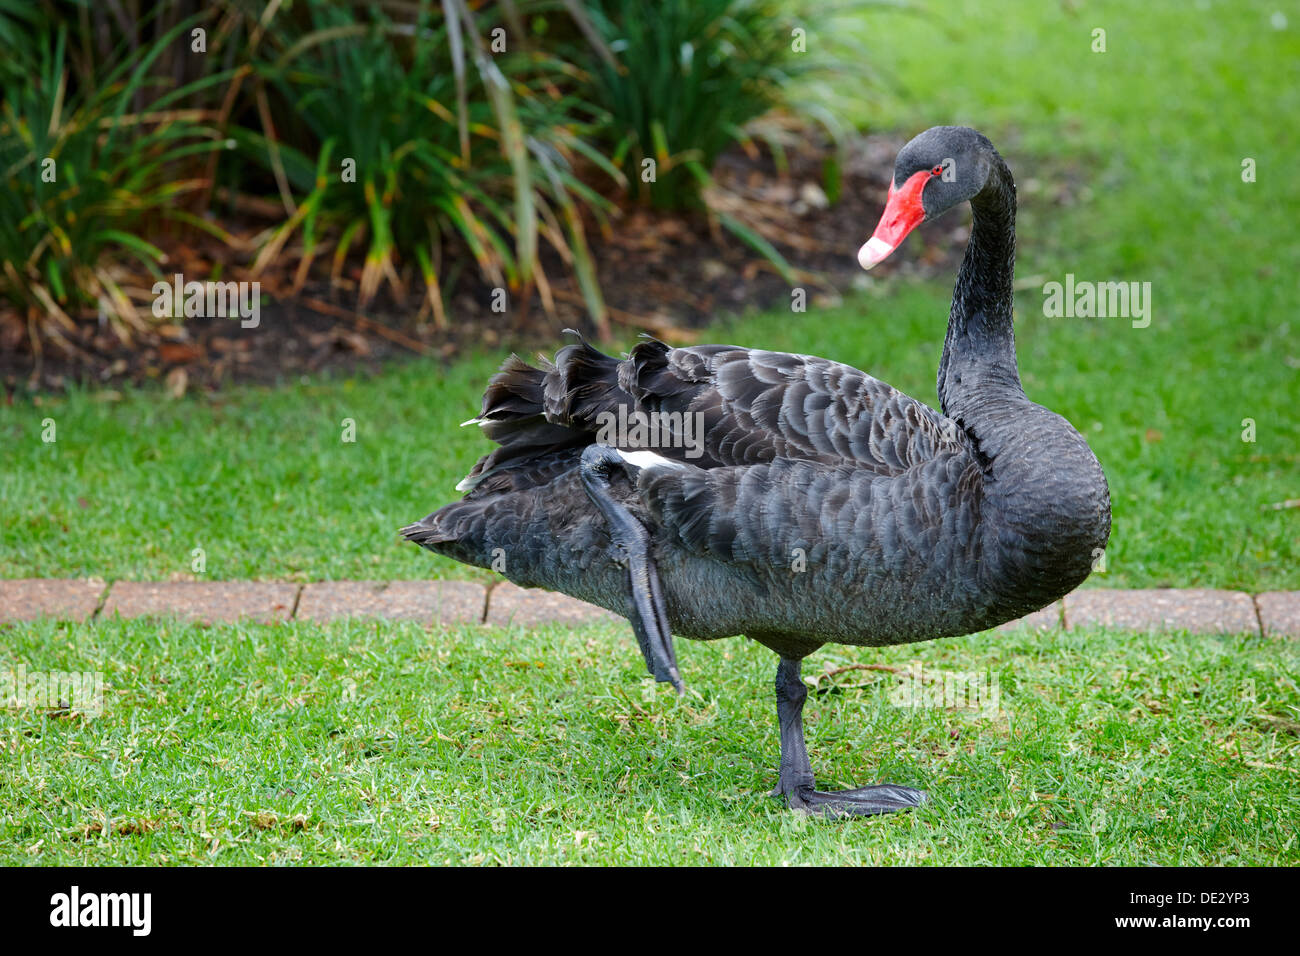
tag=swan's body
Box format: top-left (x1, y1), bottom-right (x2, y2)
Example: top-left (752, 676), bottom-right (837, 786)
top-left (404, 127), bottom-right (1111, 815)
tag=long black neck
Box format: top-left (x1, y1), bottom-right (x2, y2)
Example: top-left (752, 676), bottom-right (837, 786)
top-left (936, 154), bottom-right (1024, 428)
top-left (935, 152), bottom-right (1112, 615)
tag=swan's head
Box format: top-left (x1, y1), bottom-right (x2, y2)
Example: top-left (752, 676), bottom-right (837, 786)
top-left (858, 126), bottom-right (1002, 270)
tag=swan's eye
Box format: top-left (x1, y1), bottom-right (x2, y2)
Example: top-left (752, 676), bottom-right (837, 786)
top-left (931, 165), bottom-right (945, 177)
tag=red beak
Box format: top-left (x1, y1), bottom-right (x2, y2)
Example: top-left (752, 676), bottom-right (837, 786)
top-left (858, 169), bottom-right (931, 270)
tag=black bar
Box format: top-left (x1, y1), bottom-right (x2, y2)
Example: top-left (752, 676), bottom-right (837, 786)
top-left (4, 866), bottom-right (1280, 942)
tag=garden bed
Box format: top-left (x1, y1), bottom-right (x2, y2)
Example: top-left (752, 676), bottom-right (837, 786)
top-left (2, 133), bottom-right (983, 397)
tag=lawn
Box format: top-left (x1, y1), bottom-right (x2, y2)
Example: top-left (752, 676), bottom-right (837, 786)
top-left (1, 0), bottom-right (1297, 866)
top-left (2, 615), bottom-right (1296, 865)
top-left (1, 1), bottom-right (1295, 589)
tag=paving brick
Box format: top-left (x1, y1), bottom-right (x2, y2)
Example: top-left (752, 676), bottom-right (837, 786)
top-left (296, 580), bottom-right (485, 624)
top-left (4, 577), bottom-right (1287, 639)
top-left (996, 602), bottom-right (1062, 633)
top-left (1255, 592), bottom-right (1300, 639)
top-left (485, 581), bottom-right (619, 628)
top-left (0, 579), bottom-right (105, 622)
top-left (1065, 588), bottom-right (1258, 635)
top-left (102, 581), bottom-right (298, 624)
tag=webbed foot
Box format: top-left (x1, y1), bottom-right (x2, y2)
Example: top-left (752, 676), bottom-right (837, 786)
top-left (772, 656), bottom-right (926, 818)
top-left (784, 783), bottom-right (927, 817)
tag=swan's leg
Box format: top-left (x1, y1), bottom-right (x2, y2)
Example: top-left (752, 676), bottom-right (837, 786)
top-left (773, 657), bottom-right (926, 817)
top-left (579, 444), bottom-right (683, 692)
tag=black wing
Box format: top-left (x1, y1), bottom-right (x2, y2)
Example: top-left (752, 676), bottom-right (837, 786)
top-left (458, 336), bottom-right (972, 493)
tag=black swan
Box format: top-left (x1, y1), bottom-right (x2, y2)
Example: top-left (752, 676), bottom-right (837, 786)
top-left (403, 127), bottom-right (1111, 816)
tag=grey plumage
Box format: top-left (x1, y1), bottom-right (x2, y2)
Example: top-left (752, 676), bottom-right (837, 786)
top-left (403, 126), bottom-right (1111, 813)
top-left (406, 335), bottom-right (1107, 653)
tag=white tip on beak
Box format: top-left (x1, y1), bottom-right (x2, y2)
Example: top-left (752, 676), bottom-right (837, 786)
top-left (857, 236), bottom-right (895, 270)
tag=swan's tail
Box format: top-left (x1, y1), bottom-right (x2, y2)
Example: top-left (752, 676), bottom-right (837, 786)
top-left (454, 332), bottom-right (655, 493)
top-left (402, 333), bottom-right (672, 586)
top-left (400, 457), bottom-right (625, 603)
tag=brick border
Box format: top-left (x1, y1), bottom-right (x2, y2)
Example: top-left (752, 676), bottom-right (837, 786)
top-left (296, 580), bottom-right (485, 624)
top-left (1064, 588), bottom-right (1259, 635)
top-left (0, 579), bottom-right (107, 622)
top-left (1, 580), bottom-right (1296, 637)
top-left (1255, 592), bottom-right (1300, 640)
top-left (102, 581), bottom-right (299, 624)
top-left (485, 581), bottom-right (618, 628)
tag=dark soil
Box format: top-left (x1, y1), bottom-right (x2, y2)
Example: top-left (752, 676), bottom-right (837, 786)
top-left (1, 133), bottom-right (995, 398)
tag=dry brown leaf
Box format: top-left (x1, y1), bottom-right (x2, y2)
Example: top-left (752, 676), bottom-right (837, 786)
top-left (160, 342), bottom-right (203, 364)
top-left (165, 366), bottom-right (188, 399)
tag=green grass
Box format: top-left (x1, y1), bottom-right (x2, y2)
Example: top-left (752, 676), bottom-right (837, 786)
top-left (1, 273), bottom-right (1295, 587)
top-left (2, 615), bottom-right (1295, 864)
top-left (1, 0), bottom-right (1295, 589)
top-left (1, 353), bottom-right (505, 583)
top-left (1, 0), bottom-right (1297, 865)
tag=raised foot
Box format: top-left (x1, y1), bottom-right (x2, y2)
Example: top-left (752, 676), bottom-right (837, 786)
top-left (578, 443), bottom-right (683, 692)
top-left (786, 784), bottom-right (927, 818)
